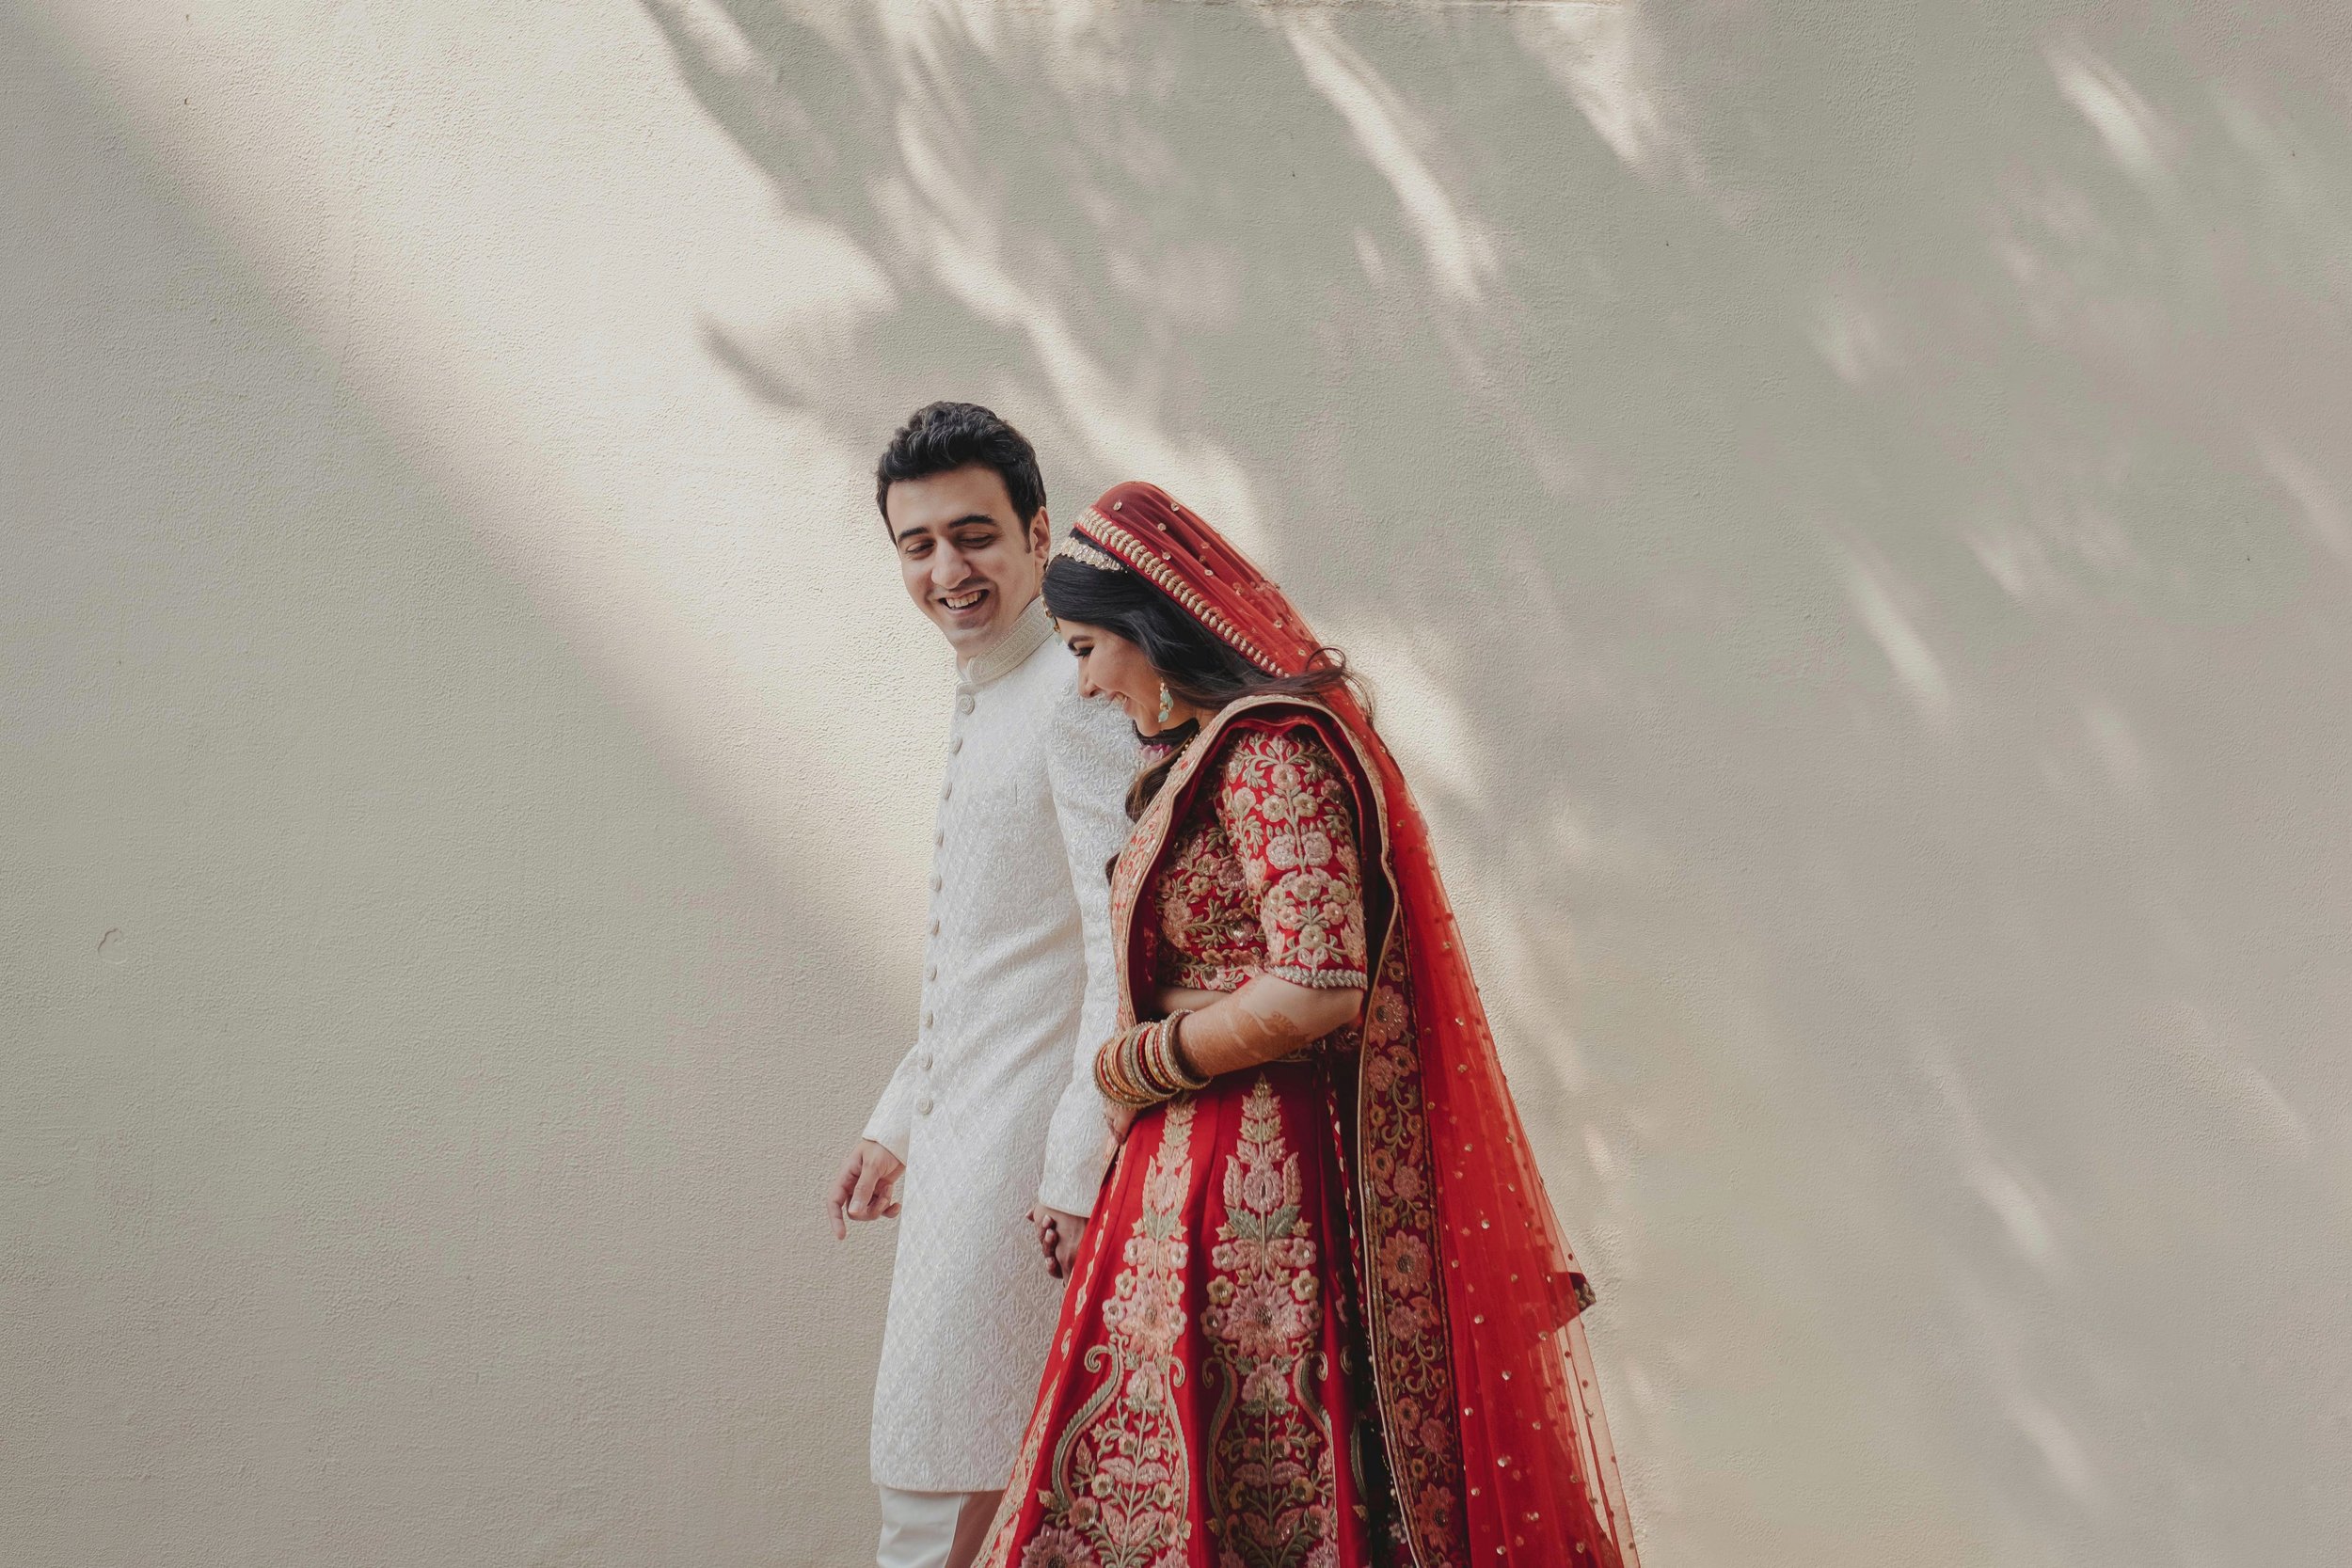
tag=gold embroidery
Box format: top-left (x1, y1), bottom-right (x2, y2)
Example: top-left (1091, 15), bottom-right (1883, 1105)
top-left (1142, 728), bottom-right (1372, 1002)
top-left (1023, 694), bottom-right (1470, 1568)
top-left (1356, 933), bottom-right (1468, 1565)
top-left (1216, 731), bottom-right (1370, 990)
top-left (1077, 510), bottom-right (1283, 673)
top-left (1033, 1099), bottom-right (1200, 1567)
top-left (1203, 1076), bottom-right (1337, 1567)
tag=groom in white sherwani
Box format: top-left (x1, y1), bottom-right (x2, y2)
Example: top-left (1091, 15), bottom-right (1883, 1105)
top-left (830, 403), bottom-right (1136, 1568)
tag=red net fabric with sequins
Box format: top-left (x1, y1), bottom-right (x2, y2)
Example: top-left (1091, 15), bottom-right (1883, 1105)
top-left (1033, 483), bottom-right (1643, 1568)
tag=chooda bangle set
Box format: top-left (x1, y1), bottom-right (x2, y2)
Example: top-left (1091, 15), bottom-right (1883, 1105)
top-left (1092, 1009), bottom-right (1208, 1107)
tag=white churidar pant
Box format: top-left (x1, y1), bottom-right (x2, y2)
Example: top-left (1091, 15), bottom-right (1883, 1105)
top-left (876, 1486), bottom-right (996, 1568)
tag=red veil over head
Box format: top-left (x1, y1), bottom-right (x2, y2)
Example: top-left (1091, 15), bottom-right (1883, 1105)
top-left (1069, 483), bottom-right (1642, 1568)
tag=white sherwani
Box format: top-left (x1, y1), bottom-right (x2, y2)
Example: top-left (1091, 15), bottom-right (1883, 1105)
top-left (861, 594), bottom-right (1137, 1492)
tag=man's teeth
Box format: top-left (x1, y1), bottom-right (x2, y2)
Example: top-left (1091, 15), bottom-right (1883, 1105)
top-left (944, 591), bottom-right (985, 610)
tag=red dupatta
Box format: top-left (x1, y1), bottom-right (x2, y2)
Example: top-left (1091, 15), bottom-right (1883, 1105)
top-left (1071, 483), bottom-right (1641, 1568)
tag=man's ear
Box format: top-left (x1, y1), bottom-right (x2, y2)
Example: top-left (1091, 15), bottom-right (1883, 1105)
top-left (1025, 507), bottom-right (1052, 564)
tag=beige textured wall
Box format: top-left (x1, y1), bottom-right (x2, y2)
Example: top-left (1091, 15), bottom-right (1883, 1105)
top-left (6, 3), bottom-right (2348, 1564)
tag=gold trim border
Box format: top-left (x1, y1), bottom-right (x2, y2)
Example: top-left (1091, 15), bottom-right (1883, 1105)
top-left (1076, 507), bottom-right (1286, 674)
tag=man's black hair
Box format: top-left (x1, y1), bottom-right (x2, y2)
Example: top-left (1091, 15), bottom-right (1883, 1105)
top-left (874, 402), bottom-right (1046, 535)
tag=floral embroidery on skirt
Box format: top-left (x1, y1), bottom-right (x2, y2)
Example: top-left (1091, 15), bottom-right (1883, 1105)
top-left (988, 1067), bottom-right (1391, 1568)
top-left (1203, 1080), bottom-right (1336, 1568)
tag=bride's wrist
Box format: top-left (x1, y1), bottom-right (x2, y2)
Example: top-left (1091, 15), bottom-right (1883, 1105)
top-left (1166, 1012), bottom-right (1209, 1085)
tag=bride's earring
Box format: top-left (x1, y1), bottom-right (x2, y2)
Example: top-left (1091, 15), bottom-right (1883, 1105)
top-left (1156, 683), bottom-right (1176, 726)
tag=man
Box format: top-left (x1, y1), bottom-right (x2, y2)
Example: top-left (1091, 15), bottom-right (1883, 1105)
top-left (830, 402), bottom-right (1136, 1568)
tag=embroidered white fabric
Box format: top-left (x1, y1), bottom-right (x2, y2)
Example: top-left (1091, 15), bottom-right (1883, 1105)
top-left (860, 594), bottom-right (1138, 1491)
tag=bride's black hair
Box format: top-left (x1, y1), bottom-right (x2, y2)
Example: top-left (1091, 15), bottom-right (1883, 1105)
top-left (1042, 553), bottom-right (1362, 817)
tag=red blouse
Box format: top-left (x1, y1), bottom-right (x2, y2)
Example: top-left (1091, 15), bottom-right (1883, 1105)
top-left (1147, 724), bottom-right (1370, 993)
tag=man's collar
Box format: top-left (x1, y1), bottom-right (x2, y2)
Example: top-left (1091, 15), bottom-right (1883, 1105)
top-left (957, 592), bottom-right (1054, 689)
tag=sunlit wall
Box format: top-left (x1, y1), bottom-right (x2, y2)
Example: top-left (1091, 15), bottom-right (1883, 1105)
top-left (6, 3), bottom-right (2348, 1564)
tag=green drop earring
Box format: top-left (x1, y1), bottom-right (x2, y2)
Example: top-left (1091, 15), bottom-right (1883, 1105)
top-left (1156, 683), bottom-right (1176, 726)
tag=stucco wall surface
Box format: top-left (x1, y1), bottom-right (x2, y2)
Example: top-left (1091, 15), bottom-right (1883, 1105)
top-left (5, 3), bottom-right (2349, 1565)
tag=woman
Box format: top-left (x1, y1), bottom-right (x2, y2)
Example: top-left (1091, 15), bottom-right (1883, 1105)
top-left (983, 483), bottom-right (1639, 1568)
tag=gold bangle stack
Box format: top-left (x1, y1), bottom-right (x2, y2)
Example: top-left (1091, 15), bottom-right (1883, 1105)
top-left (1092, 1010), bottom-right (1209, 1107)
top-left (1146, 1009), bottom-right (1208, 1097)
top-left (1092, 1022), bottom-right (1155, 1107)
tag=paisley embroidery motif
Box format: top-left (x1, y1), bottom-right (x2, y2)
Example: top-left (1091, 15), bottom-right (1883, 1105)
top-left (1202, 1077), bottom-right (1337, 1568)
top-left (1032, 1099), bottom-right (1200, 1568)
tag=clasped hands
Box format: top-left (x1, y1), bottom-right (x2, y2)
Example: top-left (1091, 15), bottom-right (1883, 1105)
top-left (839, 982), bottom-right (1359, 1280)
top-left (1028, 990), bottom-right (1223, 1282)
top-left (835, 1139), bottom-right (1089, 1279)
top-left (1025, 998), bottom-right (1205, 1283)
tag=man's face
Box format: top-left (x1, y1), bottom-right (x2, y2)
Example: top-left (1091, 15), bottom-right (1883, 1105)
top-left (884, 465), bottom-right (1049, 657)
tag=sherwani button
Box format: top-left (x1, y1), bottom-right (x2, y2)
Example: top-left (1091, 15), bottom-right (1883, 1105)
top-left (930, 873), bottom-right (943, 892)
top-left (860, 594), bottom-right (1139, 1494)
top-left (957, 693), bottom-right (976, 714)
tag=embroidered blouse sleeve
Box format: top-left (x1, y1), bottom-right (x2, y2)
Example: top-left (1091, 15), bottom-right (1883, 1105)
top-left (1215, 727), bottom-right (1369, 989)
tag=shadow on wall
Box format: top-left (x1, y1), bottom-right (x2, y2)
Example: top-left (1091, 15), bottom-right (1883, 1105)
top-left (0, 12), bottom-right (898, 1563)
top-left (640, 2), bottom-right (2352, 1564)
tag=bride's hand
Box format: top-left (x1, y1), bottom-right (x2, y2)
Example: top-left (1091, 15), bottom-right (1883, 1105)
top-left (1152, 984), bottom-right (1227, 1016)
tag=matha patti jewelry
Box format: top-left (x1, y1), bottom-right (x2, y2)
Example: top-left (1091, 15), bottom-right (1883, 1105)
top-left (1053, 535), bottom-right (1124, 574)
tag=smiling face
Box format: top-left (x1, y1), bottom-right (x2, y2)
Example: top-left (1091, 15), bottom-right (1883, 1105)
top-left (1059, 618), bottom-right (1190, 736)
top-left (884, 465), bottom-right (1049, 658)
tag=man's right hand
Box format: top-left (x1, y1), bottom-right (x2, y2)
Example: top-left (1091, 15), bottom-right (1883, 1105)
top-left (829, 1138), bottom-right (906, 1241)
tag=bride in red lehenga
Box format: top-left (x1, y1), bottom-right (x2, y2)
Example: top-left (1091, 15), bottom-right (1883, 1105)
top-left (984, 483), bottom-right (1639, 1568)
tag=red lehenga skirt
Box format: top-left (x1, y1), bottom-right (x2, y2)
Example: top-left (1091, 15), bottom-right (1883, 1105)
top-left (982, 1053), bottom-right (1401, 1568)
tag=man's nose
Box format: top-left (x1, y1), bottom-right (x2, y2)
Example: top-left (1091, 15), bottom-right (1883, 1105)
top-left (930, 544), bottom-right (970, 588)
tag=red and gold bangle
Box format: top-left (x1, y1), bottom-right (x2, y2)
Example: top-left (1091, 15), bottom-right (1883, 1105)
top-left (1144, 1010), bottom-right (1208, 1097)
top-left (1093, 1023), bottom-right (1160, 1108)
top-left (1126, 1022), bottom-right (1163, 1101)
top-left (1137, 1020), bottom-right (1173, 1101)
top-left (1132, 1020), bottom-right (1171, 1101)
top-left (1092, 1028), bottom-right (1136, 1106)
top-left (1090, 1030), bottom-right (1130, 1105)
top-left (1093, 1014), bottom-right (1207, 1107)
